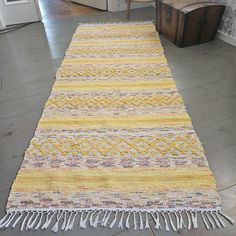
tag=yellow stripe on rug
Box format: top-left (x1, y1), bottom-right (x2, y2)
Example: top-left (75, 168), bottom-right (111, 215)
top-left (52, 79), bottom-right (176, 91)
top-left (38, 114), bottom-right (191, 129)
top-left (13, 168), bottom-right (216, 192)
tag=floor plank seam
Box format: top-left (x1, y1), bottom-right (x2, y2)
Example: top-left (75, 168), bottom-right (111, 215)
top-left (111, 228), bottom-right (128, 236)
top-left (0, 155), bottom-right (23, 165)
top-left (0, 78), bottom-right (3, 89)
top-left (149, 223), bottom-right (157, 236)
top-left (197, 114), bottom-right (236, 129)
top-left (219, 183), bottom-right (236, 192)
top-left (0, 90), bottom-right (52, 104)
top-left (0, 108), bottom-right (44, 121)
top-left (178, 77), bottom-right (231, 93)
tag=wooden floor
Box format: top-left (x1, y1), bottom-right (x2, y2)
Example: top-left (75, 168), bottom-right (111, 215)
top-left (38, 0), bottom-right (101, 20)
top-left (0, 7), bottom-right (236, 236)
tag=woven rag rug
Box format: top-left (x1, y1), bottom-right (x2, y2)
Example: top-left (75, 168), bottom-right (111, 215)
top-left (0, 22), bottom-right (234, 232)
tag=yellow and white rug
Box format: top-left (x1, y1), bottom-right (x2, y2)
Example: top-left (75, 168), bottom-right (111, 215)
top-left (0, 22), bottom-right (234, 232)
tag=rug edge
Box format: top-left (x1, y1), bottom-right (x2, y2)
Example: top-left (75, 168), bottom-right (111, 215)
top-left (78, 21), bottom-right (155, 26)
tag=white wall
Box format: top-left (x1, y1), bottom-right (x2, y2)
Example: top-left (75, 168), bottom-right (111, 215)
top-left (217, 0), bottom-right (236, 37)
top-left (216, 0), bottom-right (236, 45)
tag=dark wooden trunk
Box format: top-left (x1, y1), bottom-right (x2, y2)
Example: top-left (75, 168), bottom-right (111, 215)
top-left (155, 0), bottom-right (225, 47)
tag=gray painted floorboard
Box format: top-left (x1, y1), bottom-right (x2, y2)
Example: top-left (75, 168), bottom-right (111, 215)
top-left (0, 7), bottom-right (236, 236)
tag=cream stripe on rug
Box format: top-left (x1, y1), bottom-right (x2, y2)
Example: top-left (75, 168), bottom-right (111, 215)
top-left (0, 22), bottom-right (234, 232)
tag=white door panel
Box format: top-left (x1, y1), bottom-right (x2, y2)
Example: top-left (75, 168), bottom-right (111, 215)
top-left (0, 0), bottom-right (41, 26)
top-left (71, 0), bottom-right (107, 10)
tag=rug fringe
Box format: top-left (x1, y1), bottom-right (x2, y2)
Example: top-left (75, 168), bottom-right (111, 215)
top-left (0, 209), bottom-right (234, 231)
top-left (78, 21), bottom-right (154, 27)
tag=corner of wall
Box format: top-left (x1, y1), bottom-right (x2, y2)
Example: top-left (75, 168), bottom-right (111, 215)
top-left (217, 30), bottom-right (236, 46)
top-left (0, 14), bottom-right (6, 29)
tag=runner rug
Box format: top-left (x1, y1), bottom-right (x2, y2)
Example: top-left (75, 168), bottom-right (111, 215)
top-left (0, 22), bottom-right (234, 232)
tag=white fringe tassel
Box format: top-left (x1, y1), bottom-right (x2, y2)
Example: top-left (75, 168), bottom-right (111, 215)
top-left (0, 209), bottom-right (234, 232)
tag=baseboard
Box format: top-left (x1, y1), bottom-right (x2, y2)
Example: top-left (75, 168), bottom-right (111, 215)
top-left (217, 30), bottom-right (236, 46)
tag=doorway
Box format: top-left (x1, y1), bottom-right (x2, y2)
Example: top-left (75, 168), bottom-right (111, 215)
top-left (38, 0), bottom-right (102, 21)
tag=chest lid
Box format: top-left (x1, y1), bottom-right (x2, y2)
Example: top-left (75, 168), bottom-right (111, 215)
top-left (160, 0), bottom-right (225, 13)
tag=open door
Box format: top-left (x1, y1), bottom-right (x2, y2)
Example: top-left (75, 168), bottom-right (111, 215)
top-left (0, 0), bottom-right (41, 26)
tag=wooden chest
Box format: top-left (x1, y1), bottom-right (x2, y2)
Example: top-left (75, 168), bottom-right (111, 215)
top-left (155, 0), bottom-right (225, 47)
